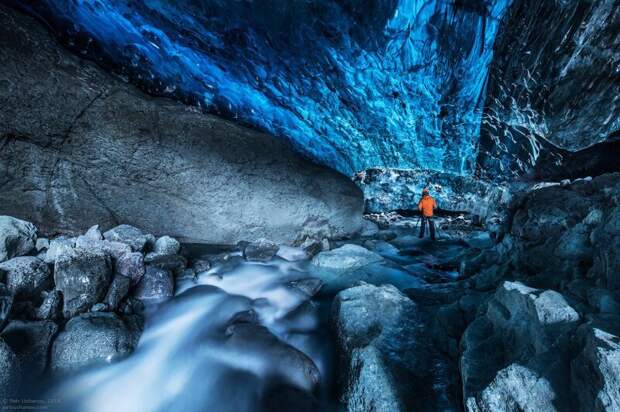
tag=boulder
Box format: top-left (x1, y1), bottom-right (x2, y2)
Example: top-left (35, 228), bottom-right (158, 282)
top-left (1, 320), bottom-right (58, 377)
top-left (0, 216), bottom-right (36, 263)
top-left (332, 283), bottom-right (434, 411)
top-left (0, 338), bottom-right (21, 398)
top-left (35, 290), bottom-right (62, 320)
top-left (242, 239), bottom-right (279, 262)
top-left (103, 225), bottom-right (151, 252)
top-left (0, 284), bottom-right (13, 331)
top-left (153, 236), bottom-right (180, 256)
top-left (44, 237), bottom-right (75, 264)
top-left (133, 267), bottom-right (174, 301)
top-left (84, 225), bottom-right (103, 241)
top-left (0, 5), bottom-right (363, 245)
top-left (311, 244), bottom-right (383, 272)
top-left (104, 275), bottom-right (131, 311)
top-left (53, 248), bottom-right (113, 317)
top-left (0, 257), bottom-right (51, 300)
top-left (276, 246), bottom-right (309, 262)
top-left (115, 252), bottom-right (146, 285)
top-left (35, 238), bottom-right (49, 252)
top-left (50, 312), bottom-right (138, 374)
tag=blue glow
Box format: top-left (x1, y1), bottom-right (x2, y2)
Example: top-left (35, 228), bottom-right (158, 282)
top-left (11, 0), bottom-right (511, 175)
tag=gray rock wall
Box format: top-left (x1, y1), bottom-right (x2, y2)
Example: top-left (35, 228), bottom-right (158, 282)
top-left (0, 5), bottom-right (363, 244)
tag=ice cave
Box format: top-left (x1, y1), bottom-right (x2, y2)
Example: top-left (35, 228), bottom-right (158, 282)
top-left (0, 1), bottom-right (618, 411)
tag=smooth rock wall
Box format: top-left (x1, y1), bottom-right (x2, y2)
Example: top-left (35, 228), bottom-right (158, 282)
top-left (0, 5), bottom-right (363, 244)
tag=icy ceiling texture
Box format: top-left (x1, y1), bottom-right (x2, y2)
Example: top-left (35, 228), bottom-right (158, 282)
top-left (10, 0), bottom-right (511, 175)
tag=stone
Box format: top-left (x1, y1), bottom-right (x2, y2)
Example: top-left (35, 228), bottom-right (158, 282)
top-left (0, 338), bottom-right (21, 398)
top-left (311, 244), bottom-right (383, 272)
top-left (35, 238), bottom-right (49, 252)
top-left (45, 237), bottom-right (75, 264)
top-left (35, 290), bottom-right (62, 320)
top-left (133, 267), bottom-right (174, 301)
top-left (360, 219), bottom-right (380, 237)
top-left (0, 284), bottom-right (13, 332)
top-left (144, 254), bottom-right (187, 275)
top-left (84, 225), bottom-right (103, 241)
top-left (0, 257), bottom-right (51, 301)
top-left (103, 225), bottom-right (150, 252)
top-left (0, 5), bottom-right (363, 245)
top-left (465, 231), bottom-right (494, 250)
top-left (276, 245), bottom-right (309, 262)
top-left (1, 320), bottom-right (58, 377)
top-left (50, 312), bottom-right (138, 374)
top-left (243, 239), bottom-right (279, 262)
top-left (191, 259), bottom-right (212, 274)
top-left (104, 275), bottom-right (131, 311)
top-left (153, 235), bottom-right (180, 256)
top-left (53, 248), bottom-right (113, 318)
top-left (0, 216), bottom-right (36, 263)
top-left (299, 237), bottom-right (323, 257)
top-left (90, 303), bottom-right (108, 312)
top-left (287, 278), bottom-right (323, 298)
top-left (115, 252), bottom-right (145, 285)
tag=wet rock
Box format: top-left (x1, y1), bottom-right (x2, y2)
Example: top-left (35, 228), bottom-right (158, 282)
top-left (54, 248), bottom-right (113, 318)
top-left (1, 320), bottom-right (58, 377)
top-left (191, 258), bottom-right (211, 274)
top-left (287, 278), bottom-right (323, 298)
top-left (104, 275), bottom-right (131, 311)
top-left (50, 312), bottom-right (138, 374)
top-left (299, 237), bottom-right (323, 257)
top-left (115, 252), bottom-right (145, 285)
top-left (360, 219), bottom-right (380, 237)
top-left (571, 319), bottom-right (620, 412)
top-left (0, 284), bottom-right (13, 331)
top-left (332, 283), bottom-right (428, 411)
top-left (35, 238), bottom-right (49, 252)
top-left (311, 244), bottom-right (383, 272)
top-left (153, 235), bottom-right (180, 256)
top-left (243, 239), bottom-right (279, 262)
top-left (133, 266), bottom-right (174, 301)
top-left (276, 245), bottom-right (309, 262)
top-left (0, 216), bottom-right (36, 263)
top-left (465, 231), bottom-right (494, 250)
top-left (0, 257), bottom-right (51, 301)
top-left (90, 303), bottom-right (108, 312)
top-left (144, 254), bottom-right (187, 275)
top-left (103, 225), bottom-right (150, 252)
top-left (35, 290), bottom-right (62, 320)
top-left (0, 338), bottom-right (21, 398)
top-left (44, 236), bottom-right (75, 264)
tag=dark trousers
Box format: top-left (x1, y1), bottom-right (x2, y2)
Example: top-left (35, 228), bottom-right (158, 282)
top-left (419, 216), bottom-right (436, 240)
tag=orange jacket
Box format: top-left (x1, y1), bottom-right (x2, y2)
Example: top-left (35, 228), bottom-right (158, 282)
top-left (418, 195), bottom-right (437, 217)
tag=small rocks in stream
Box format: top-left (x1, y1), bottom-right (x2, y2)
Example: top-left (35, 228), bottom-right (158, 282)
top-left (50, 312), bottom-right (139, 374)
top-left (54, 248), bottom-right (113, 318)
top-left (115, 252), bottom-right (146, 285)
top-left (311, 244), bottom-right (383, 272)
top-left (103, 224), bottom-right (151, 252)
top-left (0, 284), bottom-right (13, 331)
top-left (276, 245), bottom-right (309, 262)
top-left (153, 235), bottom-right (180, 255)
top-left (1, 320), bottom-right (58, 377)
top-left (299, 237), bottom-right (323, 257)
top-left (0, 338), bottom-right (21, 398)
top-left (287, 278), bottom-right (323, 298)
top-left (133, 266), bottom-right (174, 300)
top-left (35, 290), bottom-right (62, 320)
top-left (191, 258), bottom-right (212, 274)
top-left (0, 216), bottom-right (37, 263)
top-left (144, 254), bottom-right (187, 275)
top-left (104, 275), bottom-right (131, 311)
top-left (242, 238), bottom-right (279, 262)
top-left (0, 257), bottom-right (51, 301)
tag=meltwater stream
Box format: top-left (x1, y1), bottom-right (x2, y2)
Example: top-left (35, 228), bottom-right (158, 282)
top-left (48, 254), bottom-right (336, 412)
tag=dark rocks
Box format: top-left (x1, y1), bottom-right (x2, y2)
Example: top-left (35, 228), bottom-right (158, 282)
top-left (311, 244), bottom-right (383, 272)
top-left (153, 236), bottom-right (180, 256)
top-left (35, 290), bottom-right (62, 320)
top-left (0, 284), bottom-right (13, 331)
top-left (50, 312), bottom-right (138, 374)
top-left (144, 254), bottom-right (187, 275)
top-left (0, 4), bottom-right (363, 244)
top-left (0, 257), bottom-right (51, 301)
top-left (0, 216), bottom-right (36, 263)
top-left (104, 275), bottom-right (131, 311)
top-left (0, 338), bottom-right (20, 398)
top-left (133, 267), bottom-right (174, 301)
top-left (1, 320), bottom-right (58, 377)
top-left (299, 237), bottom-right (324, 257)
top-left (242, 239), bottom-right (279, 262)
top-left (103, 225), bottom-right (151, 252)
top-left (115, 252), bottom-right (145, 285)
top-left (53, 248), bottom-right (113, 318)
top-left (191, 258), bottom-right (212, 274)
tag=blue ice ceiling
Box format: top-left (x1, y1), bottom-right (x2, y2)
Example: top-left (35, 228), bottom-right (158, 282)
top-left (10, 0), bottom-right (511, 176)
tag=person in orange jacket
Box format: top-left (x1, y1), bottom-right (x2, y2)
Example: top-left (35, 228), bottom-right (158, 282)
top-left (418, 188), bottom-right (437, 240)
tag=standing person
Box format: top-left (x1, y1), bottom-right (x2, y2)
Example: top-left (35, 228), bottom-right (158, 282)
top-left (418, 188), bottom-right (437, 240)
